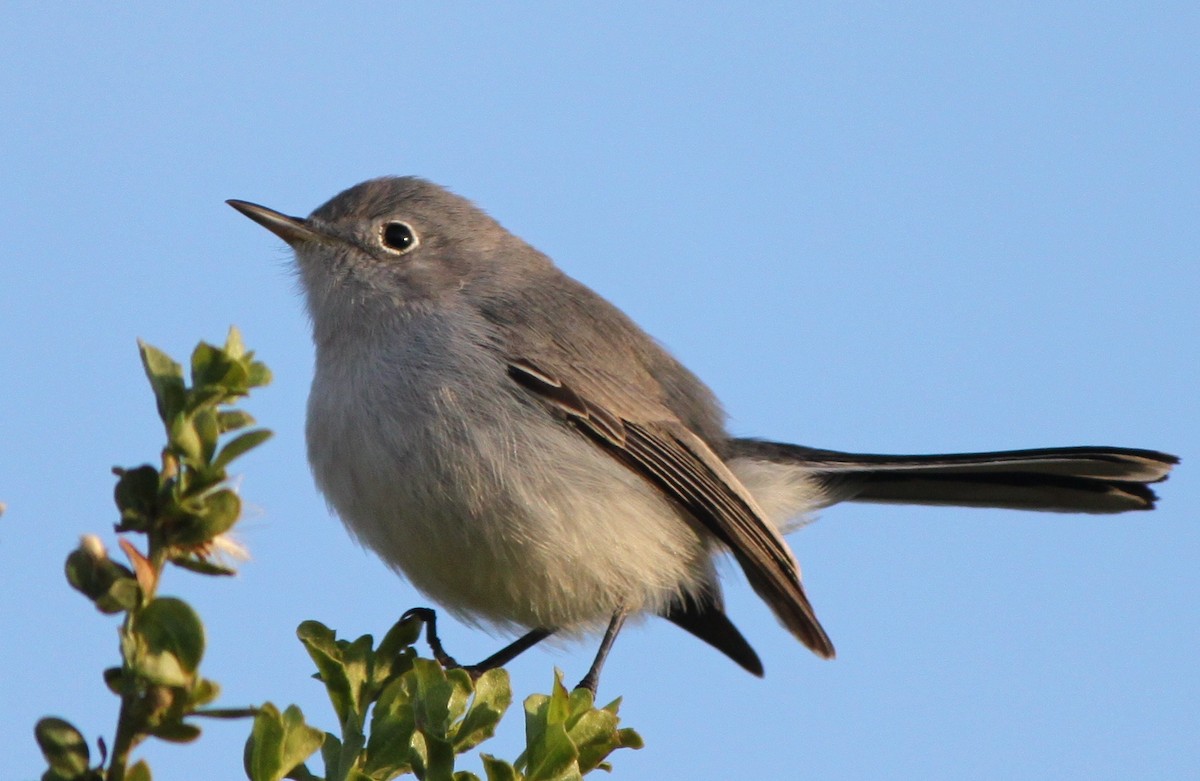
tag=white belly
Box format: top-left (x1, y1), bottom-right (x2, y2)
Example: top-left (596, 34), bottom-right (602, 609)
top-left (305, 340), bottom-right (713, 634)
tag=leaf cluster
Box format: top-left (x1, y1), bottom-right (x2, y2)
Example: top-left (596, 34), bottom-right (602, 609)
top-left (113, 326), bottom-right (272, 570)
top-left (36, 328), bottom-right (273, 781)
top-left (246, 616), bottom-right (641, 781)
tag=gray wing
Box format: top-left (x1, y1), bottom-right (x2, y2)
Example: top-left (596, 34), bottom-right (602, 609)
top-left (507, 358), bottom-right (836, 659)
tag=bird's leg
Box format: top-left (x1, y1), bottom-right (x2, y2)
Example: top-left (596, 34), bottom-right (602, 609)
top-left (464, 627), bottom-right (554, 676)
top-left (401, 607), bottom-right (554, 678)
top-left (576, 609), bottom-right (628, 694)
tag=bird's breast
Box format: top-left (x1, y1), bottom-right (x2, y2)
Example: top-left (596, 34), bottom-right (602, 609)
top-left (301, 314), bottom-right (713, 630)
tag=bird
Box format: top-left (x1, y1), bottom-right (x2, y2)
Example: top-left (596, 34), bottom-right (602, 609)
top-left (228, 177), bottom-right (1177, 691)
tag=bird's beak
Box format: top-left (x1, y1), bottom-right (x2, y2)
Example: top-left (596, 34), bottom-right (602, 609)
top-left (226, 199), bottom-right (326, 246)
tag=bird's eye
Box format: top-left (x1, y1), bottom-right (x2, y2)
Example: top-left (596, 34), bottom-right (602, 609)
top-left (380, 221), bottom-right (418, 254)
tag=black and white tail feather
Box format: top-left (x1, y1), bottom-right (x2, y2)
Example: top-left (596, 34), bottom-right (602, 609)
top-left (732, 442), bottom-right (1176, 513)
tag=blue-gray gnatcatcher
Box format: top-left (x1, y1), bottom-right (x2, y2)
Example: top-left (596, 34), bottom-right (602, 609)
top-left (228, 177), bottom-right (1176, 691)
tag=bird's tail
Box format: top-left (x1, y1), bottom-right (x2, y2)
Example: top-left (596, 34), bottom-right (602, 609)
top-left (728, 441), bottom-right (1178, 514)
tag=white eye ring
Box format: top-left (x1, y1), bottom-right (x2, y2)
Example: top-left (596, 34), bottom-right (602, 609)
top-left (379, 221), bottom-right (419, 254)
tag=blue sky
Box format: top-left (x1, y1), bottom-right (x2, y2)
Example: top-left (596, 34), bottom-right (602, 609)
top-left (2, 3), bottom-right (1196, 779)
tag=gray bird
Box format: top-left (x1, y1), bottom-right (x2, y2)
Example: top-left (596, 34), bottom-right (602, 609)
top-left (228, 177), bottom-right (1176, 691)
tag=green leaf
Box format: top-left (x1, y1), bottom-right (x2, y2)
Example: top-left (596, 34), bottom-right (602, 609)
top-left (189, 330), bottom-right (267, 396)
top-left (167, 489), bottom-right (242, 548)
top-left (363, 675), bottom-right (418, 778)
top-left (169, 414), bottom-right (205, 463)
top-left (225, 326), bottom-right (247, 359)
top-left (150, 720), bottom-right (202, 743)
top-left (213, 429), bottom-right (274, 471)
top-left (364, 662), bottom-right (436, 781)
top-left (139, 340), bottom-right (186, 423)
top-left (317, 732), bottom-right (342, 780)
top-left (520, 677), bottom-right (580, 781)
top-left (515, 672), bottom-right (640, 780)
top-left (197, 488), bottom-right (242, 538)
top-left (562, 710), bottom-right (618, 775)
top-left (545, 674), bottom-right (571, 727)
top-left (192, 677), bottom-right (221, 707)
top-left (34, 717), bottom-right (91, 779)
top-left (129, 597), bottom-right (205, 686)
top-left (480, 755), bottom-right (520, 781)
top-left (245, 357), bottom-right (273, 389)
top-left (218, 360), bottom-right (252, 395)
top-left (191, 341), bottom-right (231, 389)
top-left (64, 541), bottom-right (139, 613)
top-left (376, 613), bottom-right (423, 659)
top-left (96, 577), bottom-right (141, 614)
top-left (217, 409), bottom-right (257, 433)
top-left (426, 735), bottom-right (458, 781)
top-left (127, 760), bottom-right (153, 781)
top-left (104, 666), bottom-right (131, 696)
top-left (453, 669), bottom-right (512, 753)
top-left (178, 465), bottom-right (228, 500)
top-left (63, 549), bottom-right (96, 595)
top-left (245, 703), bottom-right (325, 781)
top-left (411, 658), bottom-right (461, 738)
top-left (296, 621), bottom-right (370, 729)
top-left (185, 384), bottom-right (232, 416)
top-left (364, 659), bottom-right (492, 780)
top-left (284, 764), bottom-right (323, 781)
top-left (521, 724), bottom-right (578, 781)
top-left (615, 728), bottom-right (643, 751)
top-left (371, 615), bottom-right (420, 686)
top-left (409, 731), bottom-right (430, 780)
top-left (565, 688), bottom-right (641, 774)
top-left (565, 687), bottom-right (593, 725)
top-left (171, 554), bottom-right (237, 576)
top-left (193, 408), bottom-right (221, 464)
top-left (112, 465), bottom-right (161, 530)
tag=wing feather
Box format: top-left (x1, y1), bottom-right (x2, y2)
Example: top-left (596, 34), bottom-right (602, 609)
top-left (508, 358), bottom-right (835, 658)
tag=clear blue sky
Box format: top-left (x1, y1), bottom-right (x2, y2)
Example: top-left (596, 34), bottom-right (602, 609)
top-left (2, 4), bottom-right (1196, 779)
